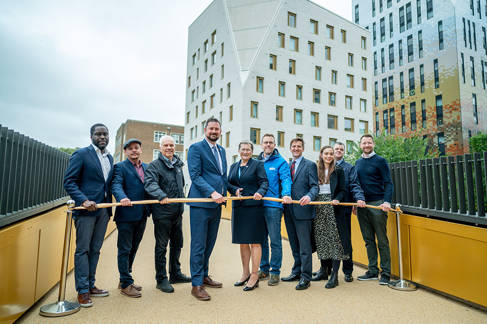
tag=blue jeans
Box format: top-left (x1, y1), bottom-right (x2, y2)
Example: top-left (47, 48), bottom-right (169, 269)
top-left (260, 207), bottom-right (283, 275)
top-left (74, 209), bottom-right (110, 294)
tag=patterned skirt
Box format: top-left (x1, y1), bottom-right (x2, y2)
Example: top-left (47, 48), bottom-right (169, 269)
top-left (313, 193), bottom-right (348, 260)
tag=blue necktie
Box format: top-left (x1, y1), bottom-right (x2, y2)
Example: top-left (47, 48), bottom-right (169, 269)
top-left (212, 146), bottom-right (222, 174)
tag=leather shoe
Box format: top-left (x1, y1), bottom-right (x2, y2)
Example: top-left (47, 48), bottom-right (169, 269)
top-left (191, 286), bottom-right (211, 301)
top-left (311, 268), bottom-right (328, 281)
top-left (234, 275), bottom-right (250, 287)
top-left (344, 274), bottom-right (353, 282)
top-left (281, 273), bottom-right (301, 282)
top-left (121, 284), bottom-right (142, 298)
top-left (78, 293), bottom-right (93, 307)
top-left (243, 279), bottom-right (259, 291)
top-left (325, 272), bottom-right (339, 289)
top-left (118, 282), bottom-right (142, 291)
top-left (156, 278), bottom-right (174, 293)
top-left (203, 276), bottom-right (223, 288)
top-left (295, 278), bottom-right (310, 290)
top-left (170, 273), bottom-right (192, 284)
top-left (89, 286), bottom-right (109, 297)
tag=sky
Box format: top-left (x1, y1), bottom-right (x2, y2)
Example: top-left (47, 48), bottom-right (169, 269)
top-left (0, 0), bottom-right (352, 152)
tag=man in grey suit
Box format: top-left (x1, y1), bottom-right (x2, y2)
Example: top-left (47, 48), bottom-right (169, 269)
top-left (281, 138), bottom-right (319, 290)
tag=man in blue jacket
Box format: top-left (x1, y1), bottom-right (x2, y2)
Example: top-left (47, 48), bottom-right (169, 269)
top-left (257, 134), bottom-right (292, 286)
top-left (111, 138), bottom-right (150, 298)
top-left (63, 123), bottom-right (113, 308)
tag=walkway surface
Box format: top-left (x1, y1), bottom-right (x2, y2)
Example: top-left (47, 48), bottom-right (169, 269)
top-left (19, 211), bottom-right (486, 323)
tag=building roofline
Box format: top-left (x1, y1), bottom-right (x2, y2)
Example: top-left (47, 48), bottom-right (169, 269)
top-left (306, 0), bottom-right (369, 32)
top-left (188, 0), bottom-right (218, 30)
top-left (123, 119), bottom-right (184, 128)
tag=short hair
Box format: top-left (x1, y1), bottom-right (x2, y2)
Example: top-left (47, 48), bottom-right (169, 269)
top-left (159, 135), bottom-right (175, 146)
top-left (290, 138), bottom-right (304, 149)
top-left (90, 123), bottom-right (108, 136)
top-left (261, 133), bottom-right (275, 141)
top-left (334, 141), bottom-right (345, 148)
top-left (204, 117), bottom-right (221, 128)
top-left (360, 134), bottom-right (374, 143)
top-left (238, 141), bottom-right (254, 151)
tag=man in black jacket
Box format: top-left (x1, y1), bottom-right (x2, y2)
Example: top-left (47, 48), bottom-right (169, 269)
top-left (145, 135), bottom-right (191, 293)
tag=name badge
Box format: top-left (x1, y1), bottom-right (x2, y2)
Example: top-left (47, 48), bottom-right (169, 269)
top-left (269, 167), bottom-right (276, 171)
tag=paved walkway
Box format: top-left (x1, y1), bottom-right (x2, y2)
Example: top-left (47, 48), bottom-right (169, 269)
top-left (19, 211), bottom-right (486, 323)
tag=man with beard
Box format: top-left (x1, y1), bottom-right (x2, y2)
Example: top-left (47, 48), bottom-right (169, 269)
top-left (145, 135), bottom-right (191, 294)
top-left (64, 123), bottom-right (113, 308)
top-left (187, 117), bottom-right (236, 301)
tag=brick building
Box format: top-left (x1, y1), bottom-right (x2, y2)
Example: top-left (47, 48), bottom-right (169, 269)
top-left (114, 119), bottom-right (184, 163)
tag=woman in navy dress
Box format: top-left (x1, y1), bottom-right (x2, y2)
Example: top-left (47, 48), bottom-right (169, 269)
top-left (228, 141), bottom-right (268, 291)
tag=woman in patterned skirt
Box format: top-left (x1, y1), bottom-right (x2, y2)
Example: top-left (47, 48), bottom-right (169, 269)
top-left (313, 145), bottom-right (347, 288)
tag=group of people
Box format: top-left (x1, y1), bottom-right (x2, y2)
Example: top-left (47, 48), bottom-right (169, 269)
top-left (63, 117), bottom-right (393, 307)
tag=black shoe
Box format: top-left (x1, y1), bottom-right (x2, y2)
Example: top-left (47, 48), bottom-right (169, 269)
top-left (379, 275), bottom-right (390, 285)
top-left (281, 273), bottom-right (301, 282)
top-left (344, 274), bottom-right (354, 282)
top-left (357, 271), bottom-right (379, 281)
top-left (295, 278), bottom-right (310, 290)
top-left (325, 272), bottom-right (339, 289)
top-left (234, 275), bottom-right (250, 287)
top-left (156, 278), bottom-right (174, 293)
top-left (311, 268), bottom-right (328, 281)
top-left (243, 279), bottom-right (259, 291)
top-left (169, 273), bottom-right (192, 284)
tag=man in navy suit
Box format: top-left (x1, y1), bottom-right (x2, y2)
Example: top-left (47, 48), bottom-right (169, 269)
top-left (187, 117), bottom-right (234, 301)
top-left (281, 138), bottom-right (319, 290)
top-left (111, 138), bottom-right (150, 298)
top-left (63, 123), bottom-right (113, 307)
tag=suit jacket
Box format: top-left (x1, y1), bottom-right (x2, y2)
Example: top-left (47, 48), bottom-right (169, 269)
top-left (63, 145), bottom-right (114, 217)
top-left (288, 157), bottom-right (319, 220)
top-left (187, 139), bottom-right (236, 208)
top-left (336, 159), bottom-right (365, 203)
top-left (111, 159), bottom-right (150, 222)
top-left (228, 158), bottom-right (269, 208)
top-left (327, 166), bottom-right (347, 202)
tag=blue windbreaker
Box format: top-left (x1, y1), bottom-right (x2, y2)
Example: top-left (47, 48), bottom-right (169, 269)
top-left (258, 149), bottom-right (292, 209)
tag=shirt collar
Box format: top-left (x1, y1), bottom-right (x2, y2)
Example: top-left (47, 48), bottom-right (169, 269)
top-left (362, 151), bottom-right (376, 159)
top-left (292, 155), bottom-right (303, 163)
top-left (336, 158), bottom-right (344, 165)
top-left (204, 138), bottom-right (218, 150)
top-left (130, 159), bottom-right (142, 167)
top-left (161, 154), bottom-right (177, 165)
top-left (91, 143), bottom-right (109, 157)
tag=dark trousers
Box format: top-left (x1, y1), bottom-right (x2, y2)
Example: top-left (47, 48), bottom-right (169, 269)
top-left (336, 207), bottom-right (353, 275)
top-left (357, 200), bottom-right (391, 277)
top-left (153, 214), bottom-right (184, 283)
top-left (74, 209), bottom-right (110, 294)
top-left (284, 207), bottom-right (313, 281)
top-left (116, 218), bottom-right (147, 289)
top-left (190, 206), bottom-right (221, 286)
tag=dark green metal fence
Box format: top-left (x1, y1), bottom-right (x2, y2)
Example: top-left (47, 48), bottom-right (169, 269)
top-left (0, 124), bottom-right (69, 227)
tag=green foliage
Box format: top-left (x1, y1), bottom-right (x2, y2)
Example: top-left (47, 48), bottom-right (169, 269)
top-left (470, 133), bottom-right (487, 153)
top-left (58, 147), bottom-right (79, 155)
top-left (344, 132), bottom-right (435, 164)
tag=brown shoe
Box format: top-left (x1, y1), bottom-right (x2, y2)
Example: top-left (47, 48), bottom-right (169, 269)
top-left (121, 284), bottom-right (142, 298)
top-left (90, 286), bottom-right (109, 297)
top-left (191, 286), bottom-right (211, 301)
top-left (203, 276), bottom-right (222, 288)
top-left (78, 293), bottom-right (93, 308)
top-left (119, 282), bottom-right (142, 291)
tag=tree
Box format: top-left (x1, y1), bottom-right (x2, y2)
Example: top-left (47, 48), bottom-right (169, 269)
top-left (470, 133), bottom-right (487, 153)
top-left (58, 147), bottom-right (79, 155)
top-left (344, 131), bottom-right (435, 164)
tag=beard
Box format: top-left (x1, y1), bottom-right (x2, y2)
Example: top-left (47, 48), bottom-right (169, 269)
top-left (206, 133), bottom-right (220, 142)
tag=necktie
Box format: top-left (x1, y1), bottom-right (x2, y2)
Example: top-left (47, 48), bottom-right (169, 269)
top-left (290, 161), bottom-right (296, 181)
top-left (212, 146), bottom-right (222, 174)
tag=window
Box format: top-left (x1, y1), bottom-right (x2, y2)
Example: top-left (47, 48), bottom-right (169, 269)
top-left (381, 48), bottom-right (385, 73)
top-left (355, 5), bottom-right (360, 24)
top-left (289, 59), bottom-right (296, 74)
top-left (374, 51), bottom-right (378, 75)
top-left (192, 53), bottom-right (196, 65)
top-left (191, 89), bottom-right (195, 103)
top-left (434, 59), bottom-right (439, 88)
top-left (209, 74), bottom-right (213, 88)
top-left (278, 32), bottom-right (285, 48)
top-left (313, 89), bottom-right (321, 103)
top-left (372, 0), bottom-right (376, 17)
top-left (345, 96), bottom-right (353, 109)
top-left (417, 0), bottom-right (422, 23)
top-left (331, 70), bottom-right (337, 84)
top-left (438, 132), bottom-right (445, 156)
top-left (294, 109), bottom-right (303, 124)
top-left (347, 74), bottom-right (354, 88)
top-left (362, 57), bottom-right (367, 70)
top-left (400, 72), bottom-right (405, 98)
top-left (374, 81), bottom-right (379, 106)
top-left (361, 36), bottom-right (367, 49)
top-left (201, 122), bottom-right (205, 135)
top-left (348, 53), bottom-right (354, 67)
top-left (269, 54), bottom-right (277, 70)
top-left (277, 131), bottom-right (285, 147)
top-left (390, 108), bottom-right (395, 134)
top-left (315, 66), bottom-right (322, 80)
top-left (221, 64), bottom-right (224, 79)
top-left (202, 100), bottom-right (206, 113)
top-left (229, 105), bottom-right (233, 121)
top-left (202, 80), bottom-right (206, 94)
top-left (326, 25), bottom-right (334, 39)
top-left (325, 46), bottom-right (331, 60)
top-left (388, 76), bottom-right (394, 101)
top-left (399, 6), bottom-right (405, 32)
top-left (221, 42), bottom-right (224, 56)
top-left (308, 41), bottom-right (315, 56)
top-left (401, 105), bottom-right (406, 132)
top-left (407, 35), bottom-right (413, 62)
top-left (344, 118), bottom-right (354, 132)
top-left (473, 93), bottom-right (479, 124)
top-left (418, 30), bottom-right (423, 58)
top-left (154, 131), bottom-right (166, 143)
top-left (373, 23), bottom-right (377, 46)
top-left (296, 85), bottom-right (303, 100)
top-left (288, 12), bottom-right (296, 27)
top-left (310, 19), bottom-right (318, 34)
top-left (463, 18), bottom-right (467, 48)
top-left (382, 78), bottom-right (387, 104)
top-left (290, 36), bottom-right (299, 51)
top-left (399, 40), bottom-right (403, 66)
top-left (256, 76), bottom-right (264, 93)
top-left (250, 128), bottom-right (261, 145)
top-left (311, 112), bottom-right (319, 127)
top-left (375, 112), bottom-right (380, 135)
top-left (474, 21), bottom-right (478, 50)
top-left (341, 29), bottom-right (347, 43)
top-left (220, 88), bottom-right (223, 103)
top-left (211, 51), bottom-right (216, 65)
top-left (359, 120), bottom-right (369, 134)
top-left (409, 68), bottom-right (415, 93)
top-left (389, 13), bottom-right (394, 38)
top-left (421, 99), bottom-right (426, 128)
top-left (276, 106), bottom-right (283, 121)
top-left (187, 76), bottom-right (191, 88)
top-left (420, 64), bottom-right (425, 93)
top-left (410, 102), bottom-right (417, 131)
top-left (328, 92), bottom-right (336, 106)
top-left (225, 131), bottom-right (230, 148)
top-left (471, 56), bottom-right (476, 86)
top-left (461, 53), bottom-right (465, 83)
top-left (483, 60), bottom-right (486, 89)
top-left (195, 105), bottom-right (198, 118)
top-left (426, 0), bottom-right (433, 19)
top-left (406, 2), bottom-right (412, 29)
top-left (438, 21), bottom-right (444, 50)
top-left (313, 136), bottom-right (322, 151)
top-left (153, 149), bottom-right (160, 161)
top-left (362, 78), bottom-right (367, 91)
top-left (436, 95), bottom-right (443, 126)
top-left (329, 138), bottom-right (337, 146)
top-left (250, 101), bottom-right (258, 118)
top-left (388, 44), bottom-right (394, 69)
top-left (328, 115), bottom-right (338, 129)
top-left (360, 99), bottom-right (367, 112)
top-left (210, 94), bottom-right (215, 108)
top-left (380, 18), bottom-right (385, 42)
top-left (227, 82), bottom-right (231, 98)
top-left (383, 110), bottom-right (389, 134)
top-left (279, 81), bottom-right (286, 97)
top-left (346, 141), bottom-right (355, 154)
top-left (211, 30), bottom-right (216, 45)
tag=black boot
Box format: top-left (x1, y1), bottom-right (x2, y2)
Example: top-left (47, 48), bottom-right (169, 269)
top-left (311, 267), bottom-right (328, 281)
top-left (325, 271), bottom-right (339, 289)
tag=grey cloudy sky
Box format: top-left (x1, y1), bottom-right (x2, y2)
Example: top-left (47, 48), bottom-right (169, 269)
top-left (0, 0), bottom-right (351, 151)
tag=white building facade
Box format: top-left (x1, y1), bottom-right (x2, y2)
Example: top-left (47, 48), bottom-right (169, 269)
top-left (185, 0), bottom-right (372, 163)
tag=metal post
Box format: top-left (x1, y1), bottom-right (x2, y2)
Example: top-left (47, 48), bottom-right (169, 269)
top-left (388, 204), bottom-right (417, 291)
top-left (40, 200), bottom-right (81, 316)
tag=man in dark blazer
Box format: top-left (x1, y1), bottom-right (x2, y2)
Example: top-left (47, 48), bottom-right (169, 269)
top-left (281, 138), bottom-right (319, 290)
top-left (63, 123), bottom-right (113, 308)
top-left (111, 138), bottom-right (150, 298)
top-left (187, 117), bottom-right (230, 301)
